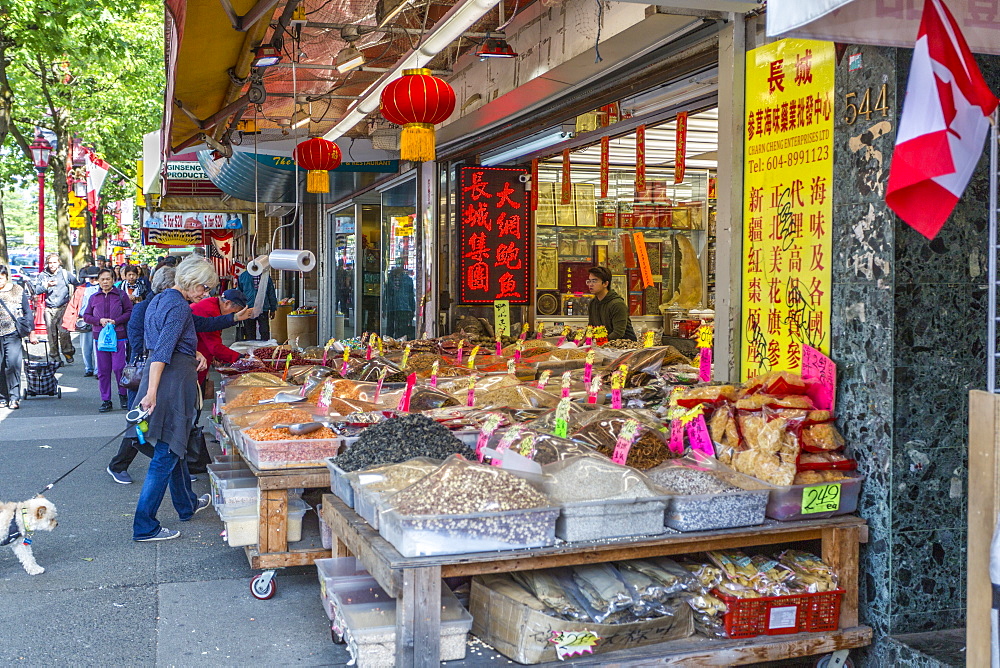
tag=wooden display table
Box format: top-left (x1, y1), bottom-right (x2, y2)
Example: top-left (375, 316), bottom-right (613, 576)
top-left (235, 456), bottom-right (331, 570)
top-left (321, 494), bottom-right (871, 667)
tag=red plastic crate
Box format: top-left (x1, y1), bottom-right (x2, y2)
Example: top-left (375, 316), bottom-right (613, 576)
top-left (714, 588), bottom-right (844, 638)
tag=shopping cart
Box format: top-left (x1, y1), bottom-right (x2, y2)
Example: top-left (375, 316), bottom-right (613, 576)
top-left (21, 336), bottom-right (62, 399)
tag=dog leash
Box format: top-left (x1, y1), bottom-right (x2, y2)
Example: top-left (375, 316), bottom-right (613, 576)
top-left (36, 423), bottom-right (134, 496)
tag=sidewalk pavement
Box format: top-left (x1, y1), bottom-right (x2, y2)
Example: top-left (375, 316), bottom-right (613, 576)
top-left (0, 333), bottom-right (347, 666)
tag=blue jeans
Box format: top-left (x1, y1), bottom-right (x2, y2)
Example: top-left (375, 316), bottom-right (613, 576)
top-left (132, 441), bottom-right (197, 540)
top-left (81, 331), bottom-right (95, 374)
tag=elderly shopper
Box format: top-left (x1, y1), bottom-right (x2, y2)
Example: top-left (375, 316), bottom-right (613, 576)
top-left (0, 265), bottom-right (36, 409)
top-left (132, 256), bottom-right (215, 541)
top-left (62, 267), bottom-right (101, 377)
top-left (109, 266), bottom-right (252, 487)
top-left (34, 253), bottom-right (79, 364)
top-left (83, 268), bottom-right (133, 412)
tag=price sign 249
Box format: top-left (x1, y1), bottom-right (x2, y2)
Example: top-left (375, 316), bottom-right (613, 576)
top-left (800, 483), bottom-right (842, 515)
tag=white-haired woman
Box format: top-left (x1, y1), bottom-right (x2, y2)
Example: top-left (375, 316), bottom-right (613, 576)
top-left (132, 257), bottom-right (216, 541)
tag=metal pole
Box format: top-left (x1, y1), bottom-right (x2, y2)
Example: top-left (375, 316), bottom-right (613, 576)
top-left (37, 169), bottom-right (45, 265)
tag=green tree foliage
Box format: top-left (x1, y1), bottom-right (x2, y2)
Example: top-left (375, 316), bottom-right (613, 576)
top-left (0, 0), bottom-right (163, 267)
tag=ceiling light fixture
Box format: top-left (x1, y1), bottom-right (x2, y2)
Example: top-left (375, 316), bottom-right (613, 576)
top-left (336, 45), bottom-right (366, 73)
top-left (476, 36), bottom-right (516, 59)
top-left (252, 44), bottom-right (282, 68)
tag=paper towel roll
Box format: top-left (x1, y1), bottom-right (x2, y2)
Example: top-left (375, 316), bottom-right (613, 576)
top-left (247, 255), bottom-right (270, 276)
top-left (269, 249), bottom-right (316, 272)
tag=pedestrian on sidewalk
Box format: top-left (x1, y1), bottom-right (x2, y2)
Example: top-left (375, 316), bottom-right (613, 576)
top-left (132, 256), bottom-right (215, 541)
top-left (116, 265), bottom-right (148, 304)
top-left (62, 267), bottom-right (101, 377)
top-left (191, 289), bottom-right (247, 388)
top-left (33, 254), bottom-right (79, 365)
top-left (237, 265), bottom-right (277, 340)
top-left (0, 265), bottom-right (37, 409)
top-left (83, 269), bottom-right (132, 412)
top-left (108, 268), bottom-right (253, 485)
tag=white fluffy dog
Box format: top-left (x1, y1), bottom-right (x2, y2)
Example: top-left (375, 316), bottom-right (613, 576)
top-left (0, 496), bottom-right (58, 575)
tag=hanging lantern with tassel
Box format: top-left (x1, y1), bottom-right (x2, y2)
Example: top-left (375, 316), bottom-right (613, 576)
top-left (294, 137), bottom-right (342, 193)
top-left (380, 69), bottom-right (456, 162)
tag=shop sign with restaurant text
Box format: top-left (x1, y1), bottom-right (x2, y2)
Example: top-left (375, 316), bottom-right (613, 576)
top-left (741, 38), bottom-right (834, 380)
top-left (457, 166), bottom-right (530, 304)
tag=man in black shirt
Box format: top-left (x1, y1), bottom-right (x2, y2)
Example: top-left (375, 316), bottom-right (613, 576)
top-left (586, 266), bottom-right (636, 341)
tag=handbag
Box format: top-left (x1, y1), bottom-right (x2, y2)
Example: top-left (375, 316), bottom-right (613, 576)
top-left (185, 426), bottom-right (212, 474)
top-left (97, 322), bottom-right (118, 352)
top-left (76, 318), bottom-right (92, 333)
top-left (120, 356), bottom-right (146, 391)
top-left (0, 295), bottom-right (32, 338)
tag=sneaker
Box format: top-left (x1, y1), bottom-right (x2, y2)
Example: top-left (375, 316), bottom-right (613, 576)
top-left (119, 395), bottom-right (128, 410)
top-left (134, 527), bottom-right (180, 542)
top-left (107, 467), bottom-right (133, 485)
top-left (99, 400), bottom-right (113, 413)
top-left (189, 475), bottom-right (198, 483)
top-left (84, 371), bottom-right (94, 377)
top-left (194, 494), bottom-right (211, 515)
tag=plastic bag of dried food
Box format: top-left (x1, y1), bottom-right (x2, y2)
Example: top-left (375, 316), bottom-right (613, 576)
top-left (570, 564), bottom-right (635, 624)
top-left (679, 559), bottom-right (724, 593)
top-left (437, 373), bottom-right (521, 396)
top-left (686, 591), bottom-right (728, 638)
top-left (616, 564), bottom-right (685, 618)
top-left (382, 455), bottom-right (548, 515)
top-left (797, 450), bottom-right (856, 470)
top-left (801, 418), bottom-right (846, 451)
top-left (778, 550), bottom-right (839, 592)
top-left (676, 384), bottom-right (738, 409)
top-left (222, 401), bottom-right (303, 418)
top-left (528, 432), bottom-right (607, 465)
top-left (225, 372), bottom-right (291, 388)
top-left (542, 456), bottom-right (661, 503)
top-left (571, 411), bottom-right (675, 470)
top-left (472, 385), bottom-right (561, 410)
top-left (348, 457), bottom-right (442, 498)
top-left (224, 386), bottom-right (292, 410)
top-left (295, 366), bottom-right (334, 394)
top-left (743, 370), bottom-right (811, 397)
top-left (602, 346), bottom-right (692, 388)
top-left (376, 386), bottom-right (461, 412)
top-left (511, 570), bottom-right (590, 622)
top-left (332, 414), bottom-right (474, 473)
top-left (228, 406), bottom-right (317, 430)
top-left (526, 403), bottom-right (604, 434)
top-left (620, 558), bottom-right (698, 595)
top-left (318, 397), bottom-right (382, 417)
top-left (346, 358), bottom-right (407, 383)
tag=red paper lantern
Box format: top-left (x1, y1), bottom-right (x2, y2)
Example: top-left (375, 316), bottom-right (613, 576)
top-left (380, 68), bottom-right (456, 162)
top-left (294, 137), bottom-right (342, 193)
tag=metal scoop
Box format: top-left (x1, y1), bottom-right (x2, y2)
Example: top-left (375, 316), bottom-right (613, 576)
top-left (257, 391), bottom-right (307, 404)
top-left (271, 422), bottom-right (324, 435)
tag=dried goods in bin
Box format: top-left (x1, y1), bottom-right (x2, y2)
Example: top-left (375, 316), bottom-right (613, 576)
top-left (571, 411), bottom-right (676, 470)
top-left (330, 413), bottom-right (473, 472)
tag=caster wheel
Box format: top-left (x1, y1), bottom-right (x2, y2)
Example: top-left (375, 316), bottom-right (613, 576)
top-left (815, 655), bottom-right (854, 668)
top-left (250, 573), bottom-right (277, 600)
top-left (57, 388), bottom-right (62, 398)
top-left (331, 626), bottom-right (345, 644)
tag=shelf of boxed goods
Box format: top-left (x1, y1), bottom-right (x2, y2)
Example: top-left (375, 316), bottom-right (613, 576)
top-left (320, 493), bottom-right (871, 667)
top-left (234, 453), bottom-right (332, 569)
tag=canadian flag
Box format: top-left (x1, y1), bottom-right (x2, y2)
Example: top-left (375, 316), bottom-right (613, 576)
top-left (885, 0), bottom-right (998, 240)
top-left (84, 150), bottom-right (110, 214)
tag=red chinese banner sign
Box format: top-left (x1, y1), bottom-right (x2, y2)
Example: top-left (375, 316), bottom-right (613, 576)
top-left (531, 159), bottom-right (539, 211)
top-left (458, 166), bottom-right (530, 304)
top-left (635, 125), bottom-right (646, 196)
top-left (600, 136), bottom-right (610, 198)
top-left (674, 111), bottom-right (688, 184)
top-left (561, 148), bottom-right (572, 205)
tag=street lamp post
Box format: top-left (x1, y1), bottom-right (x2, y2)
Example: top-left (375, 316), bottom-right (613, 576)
top-left (29, 132), bottom-right (52, 267)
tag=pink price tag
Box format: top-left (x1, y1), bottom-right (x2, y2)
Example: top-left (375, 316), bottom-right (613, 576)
top-left (398, 373), bottom-right (417, 412)
top-left (475, 417), bottom-right (503, 463)
top-left (466, 388), bottom-right (476, 407)
top-left (492, 428), bottom-right (521, 467)
top-left (341, 360), bottom-right (349, 376)
top-left (562, 386), bottom-right (571, 399)
top-left (686, 414), bottom-right (715, 457)
top-left (801, 344), bottom-right (836, 410)
top-left (611, 420), bottom-right (640, 465)
top-left (456, 346), bottom-right (463, 364)
top-left (585, 337), bottom-right (593, 347)
top-left (495, 340), bottom-right (502, 356)
top-left (556, 336), bottom-right (566, 346)
top-left (583, 363), bottom-right (593, 385)
top-left (429, 375), bottom-right (437, 388)
top-left (536, 331), bottom-right (544, 340)
top-left (322, 348), bottom-right (330, 365)
top-left (374, 376), bottom-right (385, 402)
top-left (366, 344), bottom-right (373, 360)
top-left (668, 419), bottom-right (685, 454)
top-left (514, 350), bottom-right (522, 364)
top-left (699, 347), bottom-right (712, 382)
top-left (611, 388), bottom-right (622, 409)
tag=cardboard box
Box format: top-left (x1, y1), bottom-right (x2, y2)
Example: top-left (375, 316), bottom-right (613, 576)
top-left (470, 574), bottom-right (694, 664)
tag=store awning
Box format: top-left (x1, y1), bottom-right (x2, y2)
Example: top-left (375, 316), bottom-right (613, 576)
top-left (766, 0), bottom-right (1000, 55)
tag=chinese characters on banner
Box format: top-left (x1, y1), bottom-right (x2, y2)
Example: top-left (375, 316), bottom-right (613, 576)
top-left (674, 111), bottom-right (688, 184)
top-left (741, 39), bottom-right (834, 381)
top-left (561, 148), bottom-right (572, 205)
top-left (458, 166), bottom-right (531, 304)
top-left (635, 125), bottom-right (646, 196)
top-left (600, 136), bottom-right (610, 198)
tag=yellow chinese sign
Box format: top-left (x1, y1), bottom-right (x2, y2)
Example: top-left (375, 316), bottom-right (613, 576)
top-left (69, 193), bottom-right (87, 229)
top-left (741, 38), bottom-right (834, 381)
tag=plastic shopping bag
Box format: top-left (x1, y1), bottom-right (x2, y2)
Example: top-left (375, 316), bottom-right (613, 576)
top-left (97, 323), bottom-right (118, 352)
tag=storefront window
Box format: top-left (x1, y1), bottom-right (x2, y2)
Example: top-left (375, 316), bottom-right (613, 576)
top-left (331, 206), bottom-right (356, 339)
top-left (380, 180), bottom-right (417, 339)
top-left (532, 109), bottom-right (718, 341)
top-left (359, 204), bottom-right (382, 334)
